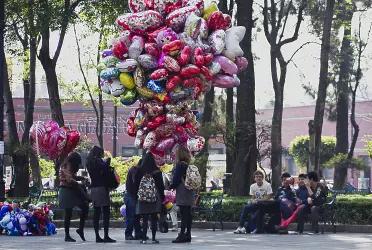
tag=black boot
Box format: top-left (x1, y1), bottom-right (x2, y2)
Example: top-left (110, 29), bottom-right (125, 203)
top-left (76, 229), bottom-right (86, 241)
top-left (172, 232), bottom-right (188, 243)
top-left (185, 232), bottom-right (191, 242)
top-left (65, 235), bottom-right (76, 242)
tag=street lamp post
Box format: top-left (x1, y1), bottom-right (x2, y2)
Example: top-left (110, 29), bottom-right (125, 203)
top-left (0, 0), bottom-right (6, 201)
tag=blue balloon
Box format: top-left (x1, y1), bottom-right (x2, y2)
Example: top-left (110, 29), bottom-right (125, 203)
top-left (146, 80), bottom-right (164, 94)
top-left (100, 67), bottom-right (120, 80)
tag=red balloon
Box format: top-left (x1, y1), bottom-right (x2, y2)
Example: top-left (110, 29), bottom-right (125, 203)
top-left (162, 40), bottom-right (184, 56)
top-left (200, 66), bottom-right (213, 81)
top-left (145, 43), bottom-right (160, 57)
top-left (166, 75), bottom-right (182, 91)
top-left (177, 46), bottom-right (192, 66)
top-left (63, 129), bottom-right (80, 156)
top-left (127, 117), bottom-right (137, 137)
top-left (150, 68), bottom-right (169, 80)
top-left (147, 115), bottom-right (166, 130)
top-left (183, 77), bottom-right (202, 88)
top-left (207, 11), bottom-right (231, 31)
top-left (112, 40), bottom-right (128, 60)
top-left (180, 64), bottom-right (201, 78)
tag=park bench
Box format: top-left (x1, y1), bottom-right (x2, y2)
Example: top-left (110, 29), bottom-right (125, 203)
top-left (318, 190), bottom-right (338, 233)
top-left (193, 192), bottom-right (224, 231)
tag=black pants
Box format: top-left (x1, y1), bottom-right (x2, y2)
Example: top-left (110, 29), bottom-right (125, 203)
top-left (297, 205), bottom-right (321, 233)
top-left (93, 206), bottom-right (111, 238)
top-left (64, 204), bottom-right (89, 237)
top-left (255, 200), bottom-right (281, 233)
top-left (141, 213), bottom-right (158, 241)
top-left (179, 205), bottom-right (192, 234)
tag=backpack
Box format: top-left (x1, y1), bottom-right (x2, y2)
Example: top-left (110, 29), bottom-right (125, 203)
top-left (184, 165), bottom-right (201, 190)
top-left (137, 171), bottom-right (158, 203)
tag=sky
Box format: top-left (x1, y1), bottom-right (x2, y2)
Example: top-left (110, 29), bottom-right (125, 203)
top-left (9, 2), bottom-right (372, 109)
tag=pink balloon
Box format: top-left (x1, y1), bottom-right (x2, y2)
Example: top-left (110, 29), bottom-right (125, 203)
top-left (45, 128), bottom-right (67, 159)
top-left (155, 137), bottom-right (176, 152)
top-left (212, 74), bottom-right (240, 88)
top-left (213, 56), bottom-right (238, 75)
top-left (235, 56), bottom-right (248, 72)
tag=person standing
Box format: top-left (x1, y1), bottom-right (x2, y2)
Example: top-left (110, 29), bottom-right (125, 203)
top-left (86, 146), bottom-right (116, 243)
top-left (124, 159), bottom-right (142, 240)
top-left (58, 152), bottom-right (89, 242)
top-left (170, 146), bottom-right (194, 243)
top-left (134, 152), bottom-right (165, 244)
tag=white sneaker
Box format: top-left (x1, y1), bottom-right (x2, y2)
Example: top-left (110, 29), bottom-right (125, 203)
top-left (233, 227), bottom-right (246, 234)
top-left (170, 227), bottom-right (178, 232)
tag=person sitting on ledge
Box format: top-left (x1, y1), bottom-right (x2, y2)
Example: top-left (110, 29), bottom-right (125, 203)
top-left (234, 170), bottom-right (273, 234)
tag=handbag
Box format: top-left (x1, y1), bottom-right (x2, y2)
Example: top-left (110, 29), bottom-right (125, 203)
top-left (105, 166), bottom-right (120, 190)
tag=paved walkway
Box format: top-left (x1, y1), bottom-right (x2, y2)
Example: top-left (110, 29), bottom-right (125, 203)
top-left (1, 229), bottom-right (372, 250)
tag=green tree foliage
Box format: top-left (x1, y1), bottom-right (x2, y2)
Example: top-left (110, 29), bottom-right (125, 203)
top-left (39, 158), bottom-right (55, 178)
top-left (289, 135), bottom-right (336, 169)
top-left (366, 138), bottom-right (372, 158)
top-left (324, 153), bottom-right (367, 170)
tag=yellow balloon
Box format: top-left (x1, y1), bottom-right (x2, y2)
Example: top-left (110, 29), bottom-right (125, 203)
top-left (165, 202), bottom-right (173, 210)
top-left (119, 73), bottom-right (135, 89)
top-left (202, 2), bottom-right (219, 20)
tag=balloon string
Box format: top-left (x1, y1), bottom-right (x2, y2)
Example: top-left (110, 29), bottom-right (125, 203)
top-left (35, 122), bottom-right (40, 156)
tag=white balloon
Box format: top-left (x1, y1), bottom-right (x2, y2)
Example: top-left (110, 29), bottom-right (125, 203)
top-left (110, 79), bottom-right (125, 97)
top-left (223, 26), bottom-right (246, 60)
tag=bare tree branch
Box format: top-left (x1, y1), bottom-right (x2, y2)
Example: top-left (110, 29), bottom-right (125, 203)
top-left (52, 0), bottom-right (82, 64)
top-left (278, 0), bottom-right (306, 47)
top-left (286, 41), bottom-right (320, 64)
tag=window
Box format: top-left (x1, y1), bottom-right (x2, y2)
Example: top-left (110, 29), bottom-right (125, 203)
top-left (121, 146), bottom-right (139, 157)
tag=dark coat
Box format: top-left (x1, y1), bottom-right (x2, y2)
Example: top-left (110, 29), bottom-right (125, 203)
top-left (170, 162), bottom-right (194, 207)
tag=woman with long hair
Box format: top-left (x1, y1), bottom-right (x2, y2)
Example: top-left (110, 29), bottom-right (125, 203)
top-left (58, 152), bottom-right (89, 242)
top-left (170, 146), bottom-right (194, 243)
top-left (134, 152), bottom-right (165, 244)
top-left (86, 146), bottom-right (116, 243)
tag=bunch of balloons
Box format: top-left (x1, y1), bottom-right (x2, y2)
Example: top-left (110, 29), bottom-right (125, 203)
top-left (0, 202), bottom-right (56, 236)
top-left (30, 120), bottom-right (80, 160)
top-left (98, 0), bottom-right (248, 165)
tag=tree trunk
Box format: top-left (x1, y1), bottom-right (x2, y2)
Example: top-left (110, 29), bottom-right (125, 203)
top-left (333, 10), bottom-right (353, 189)
top-left (231, 0), bottom-right (257, 196)
top-left (198, 87), bottom-right (215, 191)
top-left (22, 35), bottom-right (36, 143)
top-left (0, 0), bottom-right (6, 200)
top-left (271, 84), bottom-right (284, 191)
top-left (3, 48), bottom-right (30, 197)
top-left (313, 0), bottom-right (336, 174)
top-left (29, 151), bottom-right (42, 188)
top-left (225, 88), bottom-right (235, 173)
top-left (11, 150), bottom-right (30, 197)
top-left (39, 59), bottom-right (65, 127)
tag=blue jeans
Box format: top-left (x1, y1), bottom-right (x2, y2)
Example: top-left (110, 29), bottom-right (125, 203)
top-left (124, 193), bottom-right (141, 237)
top-left (239, 203), bottom-right (259, 232)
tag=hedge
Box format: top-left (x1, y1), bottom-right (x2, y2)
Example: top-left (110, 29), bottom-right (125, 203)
top-left (26, 191), bottom-right (372, 224)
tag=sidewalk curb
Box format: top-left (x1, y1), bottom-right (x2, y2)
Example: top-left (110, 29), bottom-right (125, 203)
top-left (54, 220), bottom-right (372, 233)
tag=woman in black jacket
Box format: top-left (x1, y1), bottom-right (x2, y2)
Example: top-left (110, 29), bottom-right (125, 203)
top-left (58, 152), bottom-right (89, 242)
top-left (86, 146), bottom-right (115, 243)
top-left (134, 152), bottom-right (165, 244)
top-left (170, 146), bottom-right (194, 243)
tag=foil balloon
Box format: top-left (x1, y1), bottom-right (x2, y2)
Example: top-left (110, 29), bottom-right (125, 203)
top-left (119, 73), bottom-right (135, 89)
top-left (116, 59), bottom-right (138, 72)
top-left (120, 89), bottom-right (137, 106)
top-left (213, 55), bottom-right (238, 75)
top-left (155, 137), bottom-right (176, 152)
top-left (147, 80), bottom-right (165, 93)
top-left (235, 56), bottom-right (249, 72)
top-left (100, 80), bottom-right (112, 94)
top-left (138, 54), bottom-right (158, 69)
top-left (134, 66), bottom-right (146, 87)
top-left (110, 79), bottom-right (125, 97)
top-left (116, 11), bottom-right (164, 34)
top-left (187, 136), bottom-right (205, 153)
top-left (100, 68), bottom-right (120, 80)
top-left (143, 131), bottom-right (157, 149)
top-left (223, 26), bottom-right (246, 60)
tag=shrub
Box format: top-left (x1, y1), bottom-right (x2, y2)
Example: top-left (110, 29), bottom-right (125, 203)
top-left (39, 158), bottom-right (55, 178)
top-left (289, 135), bottom-right (336, 169)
